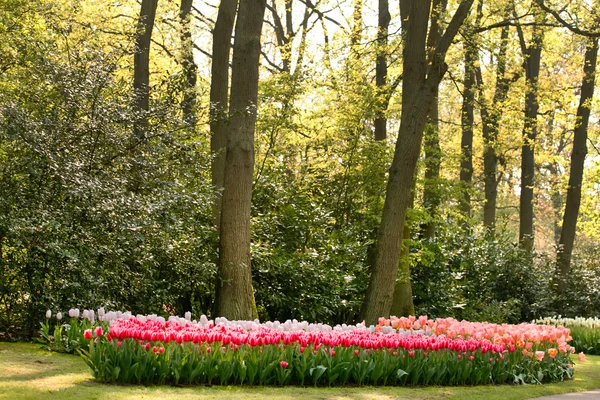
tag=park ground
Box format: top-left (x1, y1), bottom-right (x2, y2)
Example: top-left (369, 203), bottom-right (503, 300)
top-left (1, 342), bottom-right (600, 400)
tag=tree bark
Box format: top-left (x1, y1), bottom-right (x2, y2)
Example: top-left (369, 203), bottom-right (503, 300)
top-left (210, 0), bottom-right (239, 229)
top-left (556, 38), bottom-right (598, 294)
top-left (180, 0), bottom-right (198, 126)
top-left (360, 0), bottom-right (474, 325)
top-left (460, 37), bottom-right (476, 217)
top-left (421, 0), bottom-right (447, 238)
top-left (374, 0), bottom-right (391, 141)
top-left (215, 0), bottom-right (266, 320)
top-left (390, 191), bottom-right (415, 317)
top-left (518, 19), bottom-right (544, 251)
top-left (133, 0), bottom-right (158, 141)
top-left (476, 19), bottom-right (511, 232)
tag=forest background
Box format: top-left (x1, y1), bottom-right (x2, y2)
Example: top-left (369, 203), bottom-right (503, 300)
top-left (1, 0), bottom-right (600, 339)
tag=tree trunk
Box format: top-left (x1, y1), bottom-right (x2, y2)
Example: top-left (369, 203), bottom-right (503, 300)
top-left (133, 0), bottom-right (158, 141)
top-left (360, 0), bottom-right (474, 325)
top-left (390, 191), bottom-right (415, 317)
top-left (556, 38), bottom-right (598, 294)
top-left (460, 38), bottom-right (476, 217)
top-left (215, 0), bottom-right (266, 320)
top-left (477, 20), bottom-right (511, 232)
top-left (421, 0), bottom-right (447, 238)
top-left (374, 0), bottom-right (390, 141)
top-left (518, 21), bottom-right (544, 251)
top-left (210, 0), bottom-right (239, 229)
top-left (180, 0), bottom-right (198, 126)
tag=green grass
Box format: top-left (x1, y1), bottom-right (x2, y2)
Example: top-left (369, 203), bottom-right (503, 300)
top-left (1, 342), bottom-right (600, 400)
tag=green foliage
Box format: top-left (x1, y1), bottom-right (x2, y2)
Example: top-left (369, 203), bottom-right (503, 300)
top-left (410, 228), bottom-right (544, 323)
top-left (0, 0), bottom-right (216, 339)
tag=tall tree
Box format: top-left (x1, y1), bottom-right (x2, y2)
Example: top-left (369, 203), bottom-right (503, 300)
top-left (475, 16), bottom-right (512, 232)
top-left (459, 5), bottom-right (479, 217)
top-left (556, 38), bottom-right (598, 294)
top-left (374, 0), bottom-right (391, 141)
top-left (210, 0), bottom-right (239, 229)
top-left (133, 0), bottom-right (158, 141)
top-left (215, 0), bottom-right (267, 320)
top-left (131, 0), bottom-right (158, 192)
top-left (179, 0), bottom-right (198, 126)
top-left (421, 0), bottom-right (447, 238)
top-left (360, 0), bottom-right (474, 324)
top-left (517, 11), bottom-right (545, 251)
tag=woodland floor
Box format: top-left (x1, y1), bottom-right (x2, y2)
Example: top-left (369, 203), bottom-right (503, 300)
top-left (1, 342), bottom-right (600, 400)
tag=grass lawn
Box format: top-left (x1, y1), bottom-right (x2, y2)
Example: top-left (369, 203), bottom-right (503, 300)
top-left (1, 342), bottom-right (600, 400)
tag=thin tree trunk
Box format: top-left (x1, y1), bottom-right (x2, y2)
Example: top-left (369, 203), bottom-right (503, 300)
top-left (215, 0), bottom-right (266, 320)
top-left (421, 0), bottom-right (447, 238)
top-left (460, 42), bottom-right (475, 217)
top-left (180, 0), bottom-right (198, 126)
top-left (210, 0), bottom-right (239, 229)
top-left (374, 0), bottom-right (390, 141)
top-left (459, 2), bottom-right (482, 218)
top-left (476, 20), bottom-right (511, 232)
top-left (518, 19), bottom-right (544, 251)
top-left (133, 0), bottom-right (158, 141)
top-left (360, 0), bottom-right (474, 325)
top-left (557, 38), bottom-right (598, 294)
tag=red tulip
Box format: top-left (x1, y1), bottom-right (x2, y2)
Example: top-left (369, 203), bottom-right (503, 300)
top-left (84, 329), bottom-right (93, 340)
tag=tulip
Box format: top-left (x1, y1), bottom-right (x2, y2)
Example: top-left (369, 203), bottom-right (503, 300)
top-left (578, 352), bottom-right (587, 362)
top-left (95, 326), bottom-right (103, 337)
top-left (56, 312), bottom-right (62, 320)
top-left (84, 329), bottom-right (93, 340)
top-left (69, 308), bottom-right (80, 318)
top-left (280, 360), bottom-right (288, 368)
top-left (535, 351), bottom-right (545, 361)
top-left (46, 310), bottom-right (52, 319)
top-left (548, 348), bottom-right (558, 358)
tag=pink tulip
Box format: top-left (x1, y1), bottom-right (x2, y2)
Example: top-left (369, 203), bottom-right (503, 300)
top-left (535, 351), bottom-right (545, 361)
top-left (280, 360), bottom-right (288, 368)
top-left (84, 329), bottom-right (93, 340)
top-left (578, 352), bottom-right (586, 362)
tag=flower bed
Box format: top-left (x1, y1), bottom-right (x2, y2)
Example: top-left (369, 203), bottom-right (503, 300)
top-left (63, 312), bottom-right (577, 386)
top-left (536, 317), bottom-right (600, 355)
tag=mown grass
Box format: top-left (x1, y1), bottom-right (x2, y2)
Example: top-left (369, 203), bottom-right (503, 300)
top-left (1, 342), bottom-right (600, 400)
